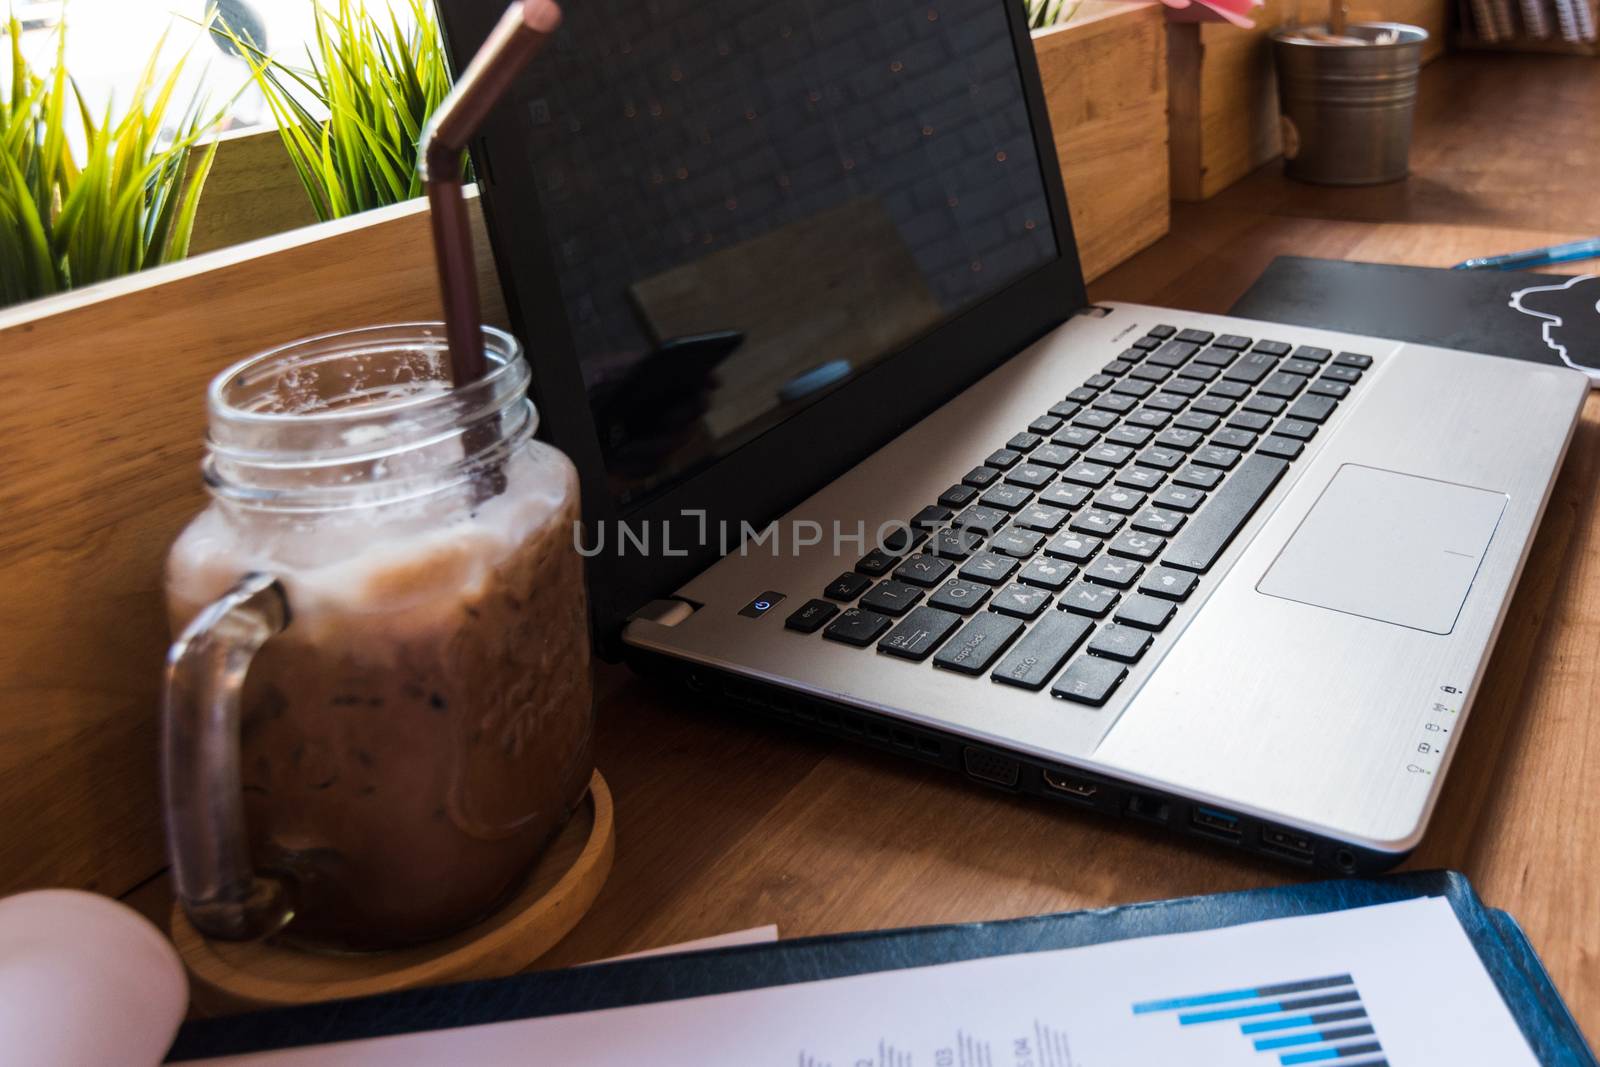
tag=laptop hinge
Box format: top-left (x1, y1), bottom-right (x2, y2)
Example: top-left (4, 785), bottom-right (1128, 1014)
top-left (1073, 304), bottom-right (1114, 318)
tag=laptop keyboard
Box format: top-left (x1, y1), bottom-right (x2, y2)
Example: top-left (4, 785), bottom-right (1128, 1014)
top-left (781, 325), bottom-right (1373, 706)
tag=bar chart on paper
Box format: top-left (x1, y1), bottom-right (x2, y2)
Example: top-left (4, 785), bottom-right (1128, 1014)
top-left (798, 1020), bottom-right (1077, 1067)
top-left (1134, 974), bottom-right (1384, 1066)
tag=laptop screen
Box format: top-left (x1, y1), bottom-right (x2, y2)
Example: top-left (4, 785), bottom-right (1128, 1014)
top-left (515, 0), bottom-right (1060, 507)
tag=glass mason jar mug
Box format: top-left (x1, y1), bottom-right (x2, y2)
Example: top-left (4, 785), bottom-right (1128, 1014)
top-left (162, 324), bottom-right (594, 951)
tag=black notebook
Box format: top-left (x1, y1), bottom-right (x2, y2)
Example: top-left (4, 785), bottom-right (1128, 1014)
top-left (1230, 256), bottom-right (1600, 380)
top-left (167, 870), bottom-right (1596, 1065)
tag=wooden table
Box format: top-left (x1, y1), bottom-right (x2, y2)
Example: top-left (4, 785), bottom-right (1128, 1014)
top-left (525, 51), bottom-right (1600, 1045)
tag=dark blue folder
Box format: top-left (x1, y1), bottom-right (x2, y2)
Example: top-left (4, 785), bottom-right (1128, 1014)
top-left (167, 870), bottom-right (1596, 1064)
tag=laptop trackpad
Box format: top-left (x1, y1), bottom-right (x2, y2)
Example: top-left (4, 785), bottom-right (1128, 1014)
top-left (1257, 464), bottom-right (1507, 635)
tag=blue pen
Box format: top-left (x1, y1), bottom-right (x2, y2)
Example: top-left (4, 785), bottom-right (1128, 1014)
top-left (1453, 236), bottom-right (1600, 271)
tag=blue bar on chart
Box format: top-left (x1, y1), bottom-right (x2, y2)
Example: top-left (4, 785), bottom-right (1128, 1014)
top-left (1132, 974), bottom-right (1384, 1066)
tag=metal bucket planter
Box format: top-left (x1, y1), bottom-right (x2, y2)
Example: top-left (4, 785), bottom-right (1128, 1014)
top-left (1270, 23), bottom-right (1429, 186)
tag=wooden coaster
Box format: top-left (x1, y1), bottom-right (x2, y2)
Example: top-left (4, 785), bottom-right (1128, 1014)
top-left (173, 769), bottom-right (614, 1013)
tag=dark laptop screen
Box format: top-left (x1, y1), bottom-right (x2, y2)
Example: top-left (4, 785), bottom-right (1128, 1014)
top-left (517, 0), bottom-right (1059, 506)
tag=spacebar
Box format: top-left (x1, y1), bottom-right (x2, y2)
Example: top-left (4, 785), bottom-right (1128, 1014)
top-left (1162, 455), bottom-right (1290, 572)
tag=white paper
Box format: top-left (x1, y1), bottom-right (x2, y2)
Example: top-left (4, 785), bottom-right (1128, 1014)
top-left (197, 897), bottom-right (1537, 1066)
top-left (592, 925), bottom-right (780, 964)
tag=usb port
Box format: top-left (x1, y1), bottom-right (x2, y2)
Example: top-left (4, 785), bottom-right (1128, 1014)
top-left (1042, 769), bottom-right (1099, 800)
top-left (1190, 806), bottom-right (1242, 841)
top-left (1261, 828), bottom-right (1315, 864)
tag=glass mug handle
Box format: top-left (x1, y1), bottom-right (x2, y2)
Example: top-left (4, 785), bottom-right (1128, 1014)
top-left (161, 572), bottom-right (294, 940)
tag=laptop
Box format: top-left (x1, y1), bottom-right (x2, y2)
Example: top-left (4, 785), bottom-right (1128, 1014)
top-left (438, 0), bottom-right (1588, 874)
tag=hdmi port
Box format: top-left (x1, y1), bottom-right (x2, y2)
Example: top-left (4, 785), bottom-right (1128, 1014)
top-left (1042, 769), bottom-right (1099, 800)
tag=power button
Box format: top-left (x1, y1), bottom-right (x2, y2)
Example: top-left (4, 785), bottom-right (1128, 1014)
top-left (739, 591), bottom-right (786, 618)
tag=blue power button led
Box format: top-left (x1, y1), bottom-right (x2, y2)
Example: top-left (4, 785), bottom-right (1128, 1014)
top-left (738, 591), bottom-right (786, 618)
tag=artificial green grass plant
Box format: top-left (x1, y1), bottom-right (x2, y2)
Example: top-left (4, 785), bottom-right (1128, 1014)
top-left (0, 13), bottom-right (222, 308)
top-left (219, 0), bottom-right (456, 222)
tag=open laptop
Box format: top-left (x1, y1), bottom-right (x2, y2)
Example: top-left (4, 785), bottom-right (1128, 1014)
top-left (439, 0), bottom-right (1588, 874)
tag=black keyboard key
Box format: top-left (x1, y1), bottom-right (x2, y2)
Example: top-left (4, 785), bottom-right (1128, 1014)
top-left (1126, 407), bottom-right (1173, 429)
top-left (991, 612), bottom-right (1093, 691)
top-left (933, 611), bottom-right (1023, 674)
top-left (1053, 425), bottom-right (1100, 448)
top-left (990, 582), bottom-right (1052, 620)
top-left (990, 528), bottom-right (1045, 558)
top-left (1060, 579), bottom-right (1119, 617)
top-left (1015, 502), bottom-right (1069, 532)
top-left (1176, 328), bottom-right (1214, 345)
top-left (1131, 336), bottom-right (1161, 351)
top-left (1214, 333), bottom-right (1252, 349)
top-left (1154, 428), bottom-right (1204, 451)
top-left (1063, 461), bottom-right (1115, 488)
top-left (1192, 394), bottom-right (1235, 415)
top-left (1073, 408), bottom-right (1120, 430)
top-left (895, 553), bottom-right (954, 587)
top-left (930, 527), bottom-right (984, 559)
top-left (1291, 345), bottom-right (1331, 363)
top-left (1160, 377), bottom-right (1205, 398)
top-left (1173, 464), bottom-right (1224, 490)
top-left (1044, 531), bottom-right (1101, 564)
top-left (1175, 411), bottom-right (1220, 433)
top-left (1092, 392), bottom-right (1138, 414)
top-left (1257, 371), bottom-right (1306, 399)
top-left (1087, 623), bottom-right (1152, 663)
top-left (1152, 484), bottom-right (1205, 511)
top-left (825, 571), bottom-right (873, 600)
top-left (1334, 351), bottom-right (1373, 369)
top-left (1069, 508), bottom-right (1123, 537)
top-left (1106, 425), bottom-right (1155, 449)
top-left (960, 551), bottom-right (1019, 585)
top-left (956, 504), bottom-right (1010, 533)
top-left (1031, 413), bottom-right (1066, 434)
top-left (1030, 444), bottom-right (1076, 468)
top-left (963, 466), bottom-right (999, 487)
top-left (880, 525), bottom-right (927, 554)
top-left (1194, 346), bottom-right (1240, 368)
top-left (1129, 362), bottom-right (1172, 383)
top-left (1253, 340), bottom-right (1293, 357)
top-left (1192, 445), bottom-right (1241, 470)
top-left (986, 448), bottom-right (1021, 469)
top-left (856, 549), bottom-right (898, 576)
top-left (1280, 358), bottom-right (1320, 377)
top-left (1139, 566), bottom-right (1198, 601)
top-left (1109, 378), bottom-right (1155, 399)
top-left (1274, 418), bottom-right (1318, 441)
top-left (1221, 350), bottom-right (1278, 385)
top-left (1131, 507), bottom-right (1185, 536)
top-left (1108, 530), bottom-right (1165, 561)
top-left (860, 579), bottom-right (923, 617)
top-left (1212, 427), bottom-right (1257, 450)
top-left (1115, 593), bottom-right (1176, 631)
top-left (1084, 443), bottom-right (1135, 467)
top-left (1163, 455), bottom-right (1289, 572)
top-left (1321, 364), bottom-right (1363, 384)
top-left (1145, 393), bottom-right (1189, 412)
top-left (823, 608), bottom-right (891, 647)
top-left (786, 599), bottom-right (840, 633)
top-left (1115, 466), bottom-right (1165, 490)
top-left (1005, 463), bottom-right (1055, 489)
top-left (1176, 362), bottom-right (1220, 382)
top-left (1084, 554), bottom-right (1142, 588)
top-left (1102, 359), bottom-right (1134, 377)
top-left (1286, 395), bottom-right (1338, 422)
top-left (1149, 340), bottom-right (1200, 368)
top-left (1066, 386), bottom-right (1099, 403)
top-left (1307, 379), bottom-right (1349, 399)
top-left (1018, 556), bottom-right (1075, 591)
top-left (1243, 398), bottom-right (1285, 418)
top-left (1007, 432), bottom-right (1043, 452)
top-left (1209, 380), bottom-right (1250, 400)
top-left (1039, 482), bottom-right (1091, 509)
top-left (939, 483), bottom-right (978, 508)
top-left (929, 577), bottom-right (991, 614)
top-left (1095, 486), bottom-right (1146, 513)
top-left (1084, 374), bottom-right (1116, 391)
top-left (1051, 656), bottom-right (1127, 705)
top-left (981, 484), bottom-right (1033, 511)
top-left (878, 606), bottom-right (962, 661)
top-left (1136, 446), bottom-right (1185, 471)
top-left (1258, 435), bottom-right (1305, 460)
top-left (1048, 400), bottom-right (1081, 419)
top-left (1226, 411), bottom-right (1272, 433)
top-left (1148, 324), bottom-right (1176, 338)
top-left (912, 505), bottom-right (954, 529)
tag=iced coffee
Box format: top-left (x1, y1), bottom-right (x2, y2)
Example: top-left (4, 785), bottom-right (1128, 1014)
top-left (162, 325), bottom-right (594, 950)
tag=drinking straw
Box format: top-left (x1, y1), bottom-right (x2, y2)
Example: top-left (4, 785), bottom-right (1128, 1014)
top-left (420, 0), bottom-right (563, 386)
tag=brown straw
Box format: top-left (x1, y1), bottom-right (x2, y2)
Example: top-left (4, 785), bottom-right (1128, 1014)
top-left (420, 0), bottom-right (563, 386)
